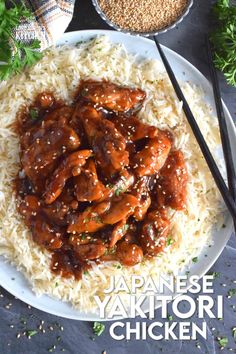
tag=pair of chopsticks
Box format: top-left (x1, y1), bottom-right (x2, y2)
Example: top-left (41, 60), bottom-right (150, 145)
top-left (153, 36), bottom-right (236, 225)
top-left (206, 37), bottom-right (236, 233)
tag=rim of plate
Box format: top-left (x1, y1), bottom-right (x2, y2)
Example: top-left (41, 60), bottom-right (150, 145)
top-left (0, 30), bottom-right (234, 321)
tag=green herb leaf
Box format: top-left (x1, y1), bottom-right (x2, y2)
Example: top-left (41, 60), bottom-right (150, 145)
top-left (208, 271), bottom-right (220, 279)
top-left (29, 108), bottom-right (38, 120)
top-left (0, 1), bottom-right (42, 81)
top-left (218, 336), bottom-right (228, 348)
top-left (192, 257), bottom-right (198, 263)
top-left (210, 0), bottom-right (236, 87)
top-left (93, 322), bottom-right (105, 336)
top-left (166, 237), bottom-right (174, 246)
top-left (118, 224), bottom-right (129, 234)
top-left (228, 288), bottom-right (236, 297)
top-left (115, 187), bottom-right (124, 197)
top-left (114, 263), bottom-right (122, 269)
top-left (26, 330), bottom-right (37, 337)
top-left (232, 327), bottom-right (236, 339)
top-left (81, 233), bottom-right (87, 240)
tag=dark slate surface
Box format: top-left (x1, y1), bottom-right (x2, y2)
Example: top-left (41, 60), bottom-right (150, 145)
top-left (1, 0), bottom-right (236, 353)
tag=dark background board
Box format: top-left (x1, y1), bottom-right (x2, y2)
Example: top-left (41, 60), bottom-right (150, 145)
top-left (1, 0), bottom-right (236, 353)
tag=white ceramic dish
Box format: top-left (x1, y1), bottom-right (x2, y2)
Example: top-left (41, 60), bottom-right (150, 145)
top-left (0, 30), bottom-right (234, 321)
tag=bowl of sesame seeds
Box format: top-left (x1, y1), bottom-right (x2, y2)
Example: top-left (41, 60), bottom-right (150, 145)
top-left (92, 0), bottom-right (193, 36)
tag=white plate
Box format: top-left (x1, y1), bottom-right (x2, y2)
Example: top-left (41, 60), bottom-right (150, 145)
top-left (0, 30), bottom-right (235, 321)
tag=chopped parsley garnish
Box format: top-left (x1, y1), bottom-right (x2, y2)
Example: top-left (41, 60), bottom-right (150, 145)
top-left (76, 41), bottom-right (85, 46)
top-left (115, 187), bottom-right (124, 197)
top-left (114, 263), bottom-right (122, 269)
top-left (26, 330), bottom-right (37, 337)
top-left (104, 247), bottom-right (116, 256)
top-left (118, 224), bottom-right (129, 234)
top-left (94, 216), bottom-right (102, 223)
top-left (30, 108), bottom-right (38, 120)
top-left (228, 288), bottom-right (236, 297)
top-left (93, 322), bottom-right (105, 336)
top-left (192, 257), bottom-right (198, 263)
top-left (81, 233), bottom-right (87, 240)
top-left (166, 237), bottom-right (174, 246)
top-left (208, 271), bottom-right (220, 279)
top-left (218, 337), bottom-right (228, 348)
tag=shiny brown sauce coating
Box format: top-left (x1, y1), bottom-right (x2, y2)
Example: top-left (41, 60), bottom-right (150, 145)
top-left (15, 80), bottom-right (188, 280)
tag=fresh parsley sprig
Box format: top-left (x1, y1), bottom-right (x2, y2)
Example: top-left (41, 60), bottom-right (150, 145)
top-left (93, 321), bottom-right (105, 336)
top-left (211, 0), bottom-right (236, 87)
top-left (0, 0), bottom-right (42, 81)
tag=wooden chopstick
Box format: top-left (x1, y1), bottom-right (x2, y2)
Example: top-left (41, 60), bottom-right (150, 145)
top-left (206, 37), bottom-right (236, 232)
top-left (153, 35), bottom-right (236, 222)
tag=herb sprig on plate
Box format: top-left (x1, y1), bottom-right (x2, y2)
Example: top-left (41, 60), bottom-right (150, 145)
top-left (0, 0), bottom-right (42, 81)
top-left (211, 0), bottom-right (236, 87)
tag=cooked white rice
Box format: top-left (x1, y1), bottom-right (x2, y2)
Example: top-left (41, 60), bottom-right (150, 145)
top-left (0, 36), bottom-right (225, 312)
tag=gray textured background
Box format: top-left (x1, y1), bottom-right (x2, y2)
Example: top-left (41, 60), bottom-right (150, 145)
top-left (1, 0), bottom-right (236, 353)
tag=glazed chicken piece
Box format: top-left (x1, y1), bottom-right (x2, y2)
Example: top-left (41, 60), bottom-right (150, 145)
top-left (43, 106), bottom-right (74, 123)
top-left (68, 200), bottom-right (110, 234)
top-left (32, 216), bottom-right (63, 250)
top-left (69, 233), bottom-right (93, 247)
top-left (98, 169), bottom-right (135, 202)
top-left (78, 105), bottom-right (129, 175)
top-left (19, 195), bottom-right (63, 250)
top-left (156, 150), bottom-right (188, 210)
top-left (139, 210), bottom-right (170, 256)
top-left (18, 195), bottom-right (41, 224)
top-left (109, 219), bottom-right (128, 248)
top-left (132, 130), bottom-right (172, 177)
top-left (42, 201), bottom-right (70, 226)
top-left (73, 242), bottom-right (107, 261)
top-left (21, 113), bottom-right (74, 150)
top-left (78, 80), bottom-right (146, 113)
top-left (111, 114), bottom-right (158, 143)
top-left (69, 105), bottom-right (88, 145)
top-left (43, 187), bottom-right (78, 226)
top-left (22, 122), bottom-right (81, 190)
top-left (20, 120), bottom-right (51, 150)
top-left (131, 177), bottom-right (151, 221)
top-left (116, 241), bottom-right (143, 266)
top-left (101, 194), bottom-right (139, 224)
top-left (67, 194), bottom-right (138, 234)
top-left (44, 150), bottom-right (92, 204)
top-left (74, 159), bottom-right (106, 202)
